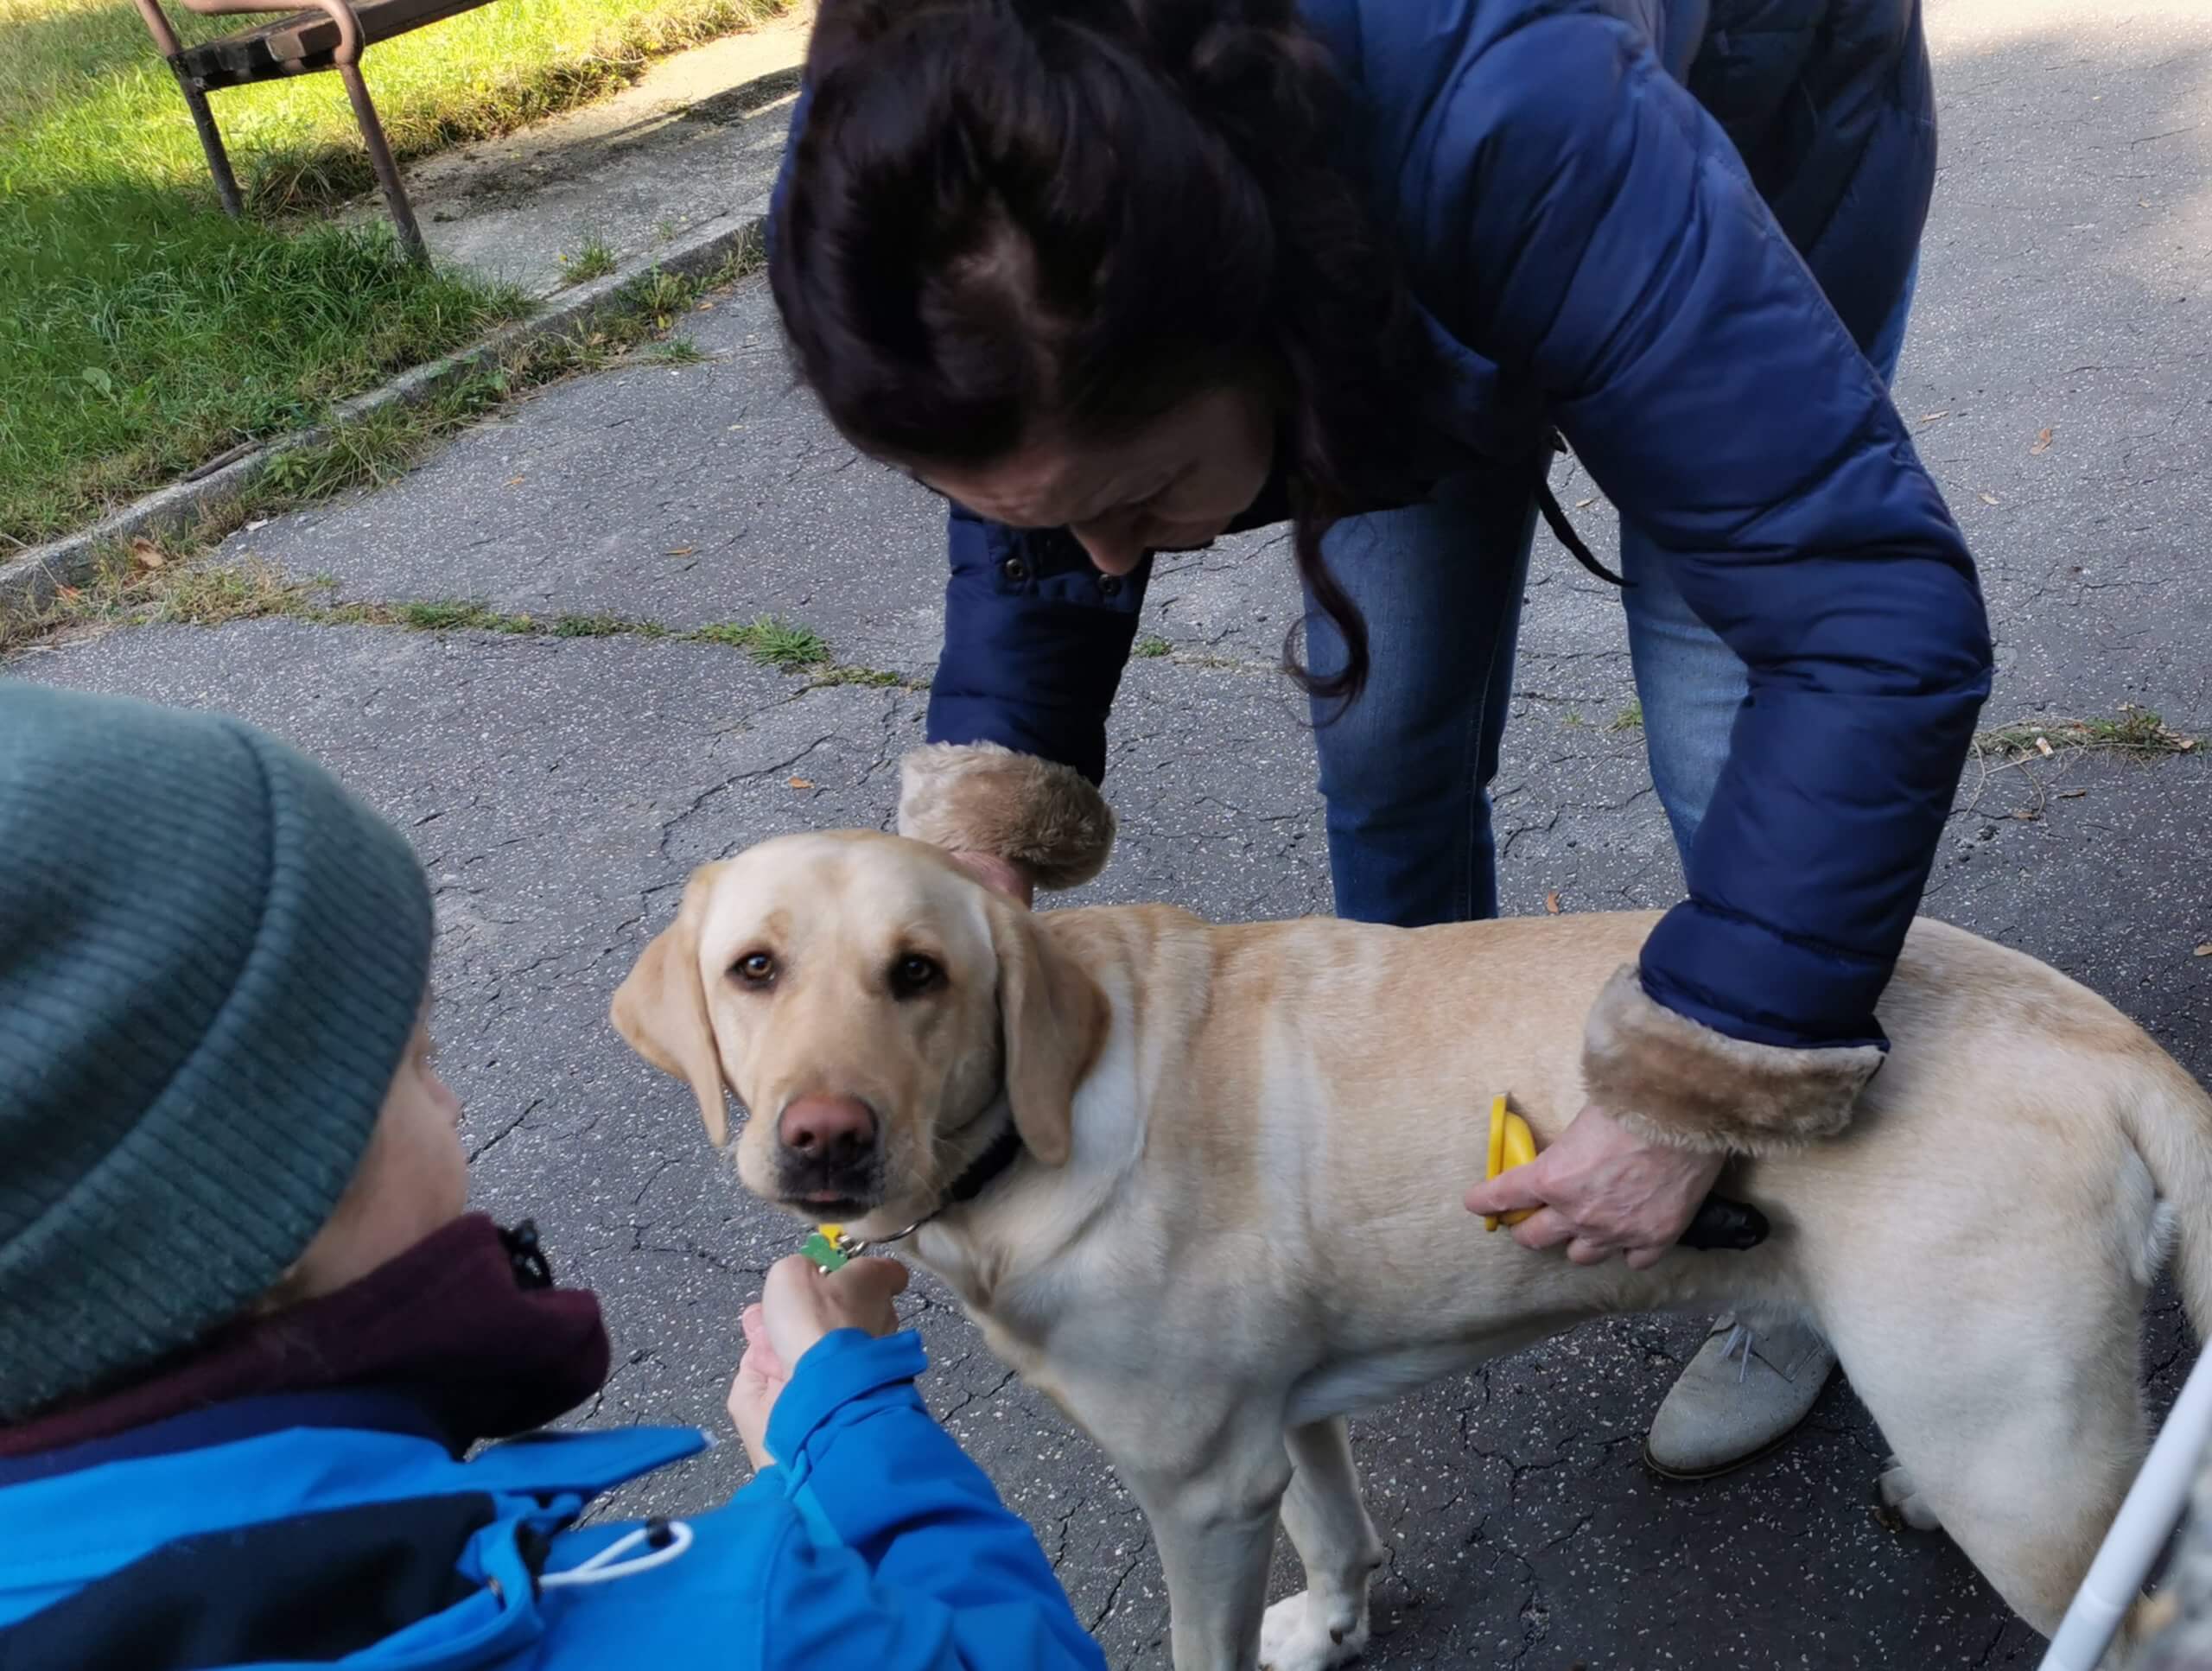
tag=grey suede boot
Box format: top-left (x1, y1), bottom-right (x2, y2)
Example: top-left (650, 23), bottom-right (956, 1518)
top-left (1643, 1315), bottom-right (1837, 1479)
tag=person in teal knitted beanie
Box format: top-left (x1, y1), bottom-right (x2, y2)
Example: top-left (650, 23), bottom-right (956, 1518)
top-left (0, 682), bottom-right (1101, 1671)
top-left (0, 679), bottom-right (438, 1417)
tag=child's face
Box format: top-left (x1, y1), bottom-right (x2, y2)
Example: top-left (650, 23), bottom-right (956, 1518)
top-left (284, 1017), bottom-right (470, 1302)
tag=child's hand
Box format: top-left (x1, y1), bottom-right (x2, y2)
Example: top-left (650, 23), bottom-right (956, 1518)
top-left (727, 1254), bottom-right (910, 1469)
top-left (728, 1304), bottom-right (789, 1470)
top-left (763, 1251), bottom-right (909, 1363)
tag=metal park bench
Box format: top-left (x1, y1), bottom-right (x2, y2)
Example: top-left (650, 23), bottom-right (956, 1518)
top-left (132, 0), bottom-right (497, 263)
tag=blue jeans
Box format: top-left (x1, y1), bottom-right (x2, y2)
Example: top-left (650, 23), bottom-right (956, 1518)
top-left (1304, 274), bottom-right (1916, 926)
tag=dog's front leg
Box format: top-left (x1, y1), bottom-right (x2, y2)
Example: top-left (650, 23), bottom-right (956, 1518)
top-left (1261, 1418), bottom-right (1386, 1670)
top-left (1123, 1430), bottom-right (1293, 1671)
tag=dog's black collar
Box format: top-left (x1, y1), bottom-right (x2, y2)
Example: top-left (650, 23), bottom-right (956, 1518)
top-left (870, 1119), bottom-right (1025, 1247)
top-left (945, 1120), bottom-right (1026, 1204)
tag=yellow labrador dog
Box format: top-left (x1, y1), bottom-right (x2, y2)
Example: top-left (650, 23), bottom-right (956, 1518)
top-left (614, 829), bottom-right (2210, 1670)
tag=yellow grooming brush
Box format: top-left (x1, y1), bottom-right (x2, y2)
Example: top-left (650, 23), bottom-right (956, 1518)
top-left (1483, 1094), bottom-right (1538, 1231)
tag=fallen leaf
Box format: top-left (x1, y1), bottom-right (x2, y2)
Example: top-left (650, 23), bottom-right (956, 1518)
top-left (2059, 789), bottom-right (2088, 799)
top-left (1979, 491), bottom-right (2000, 506)
top-left (1573, 496), bottom-right (1598, 511)
top-left (2035, 735), bottom-right (2054, 757)
top-left (244, 518), bottom-right (270, 532)
top-left (2031, 427), bottom-right (2055, 455)
top-left (1544, 891), bottom-right (1562, 915)
top-left (504, 475), bottom-right (525, 487)
top-left (664, 545), bottom-right (696, 557)
top-left (694, 301), bottom-right (716, 312)
top-left (787, 777), bottom-right (815, 791)
top-left (2181, 737), bottom-right (2198, 752)
top-left (1919, 410), bottom-right (1948, 423)
top-left (2012, 809), bottom-right (2037, 821)
top-left (2196, 943), bottom-right (2212, 958)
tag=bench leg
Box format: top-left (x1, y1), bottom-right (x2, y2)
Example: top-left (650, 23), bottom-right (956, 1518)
top-left (337, 61), bottom-right (428, 265)
top-left (172, 67), bottom-right (245, 219)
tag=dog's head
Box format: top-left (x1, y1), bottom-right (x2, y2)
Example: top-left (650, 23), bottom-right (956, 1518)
top-left (611, 831), bottom-right (1105, 1230)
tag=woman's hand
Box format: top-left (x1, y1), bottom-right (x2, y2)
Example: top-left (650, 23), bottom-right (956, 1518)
top-left (728, 1253), bottom-right (912, 1469)
top-left (1460, 1105), bottom-right (1724, 1270)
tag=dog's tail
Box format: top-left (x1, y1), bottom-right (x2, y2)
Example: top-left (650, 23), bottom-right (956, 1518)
top-left (2120, 1045), bottom-right (2212, 1337)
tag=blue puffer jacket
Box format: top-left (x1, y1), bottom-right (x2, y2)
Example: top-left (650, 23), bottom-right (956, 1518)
top-left (775, 0), bottom-right (1993, 1056)
top-left (0, 1331), bottom-right (1103, 1671)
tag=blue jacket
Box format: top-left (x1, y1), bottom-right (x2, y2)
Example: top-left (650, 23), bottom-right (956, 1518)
top-left (773, 0), bottom-right (1992, 1055)
top-left (0, 1330), bottom-right (1103, 1671)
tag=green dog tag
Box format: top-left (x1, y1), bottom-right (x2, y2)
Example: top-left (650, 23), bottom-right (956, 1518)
top-left (802, 1229), bottom-right (852, 1273)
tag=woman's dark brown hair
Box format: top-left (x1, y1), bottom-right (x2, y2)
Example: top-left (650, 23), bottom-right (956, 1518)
top-left (767, 0), bottom-right (1444, 701)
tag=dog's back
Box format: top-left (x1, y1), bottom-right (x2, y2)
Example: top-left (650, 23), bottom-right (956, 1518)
top-left (1039, 899), bottom-right (2212, 1643)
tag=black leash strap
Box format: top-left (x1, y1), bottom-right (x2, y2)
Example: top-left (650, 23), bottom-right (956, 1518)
top-left (1534, 438), bottom-right (1745, 1241)
top-left (1678, 1194), bottom-right (1770, 1251)
top-left (1538, 429), bottom-right (1631, 588)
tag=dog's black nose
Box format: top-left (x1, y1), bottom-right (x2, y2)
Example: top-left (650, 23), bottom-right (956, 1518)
top-left (779, 1095), bottom-right (877, 1170)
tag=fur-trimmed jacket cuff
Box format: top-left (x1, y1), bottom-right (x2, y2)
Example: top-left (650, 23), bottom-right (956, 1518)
top-left (897, 743), bottom-right (1116, 891)
top-left (1581, 967), bottom-right (1884, 1154)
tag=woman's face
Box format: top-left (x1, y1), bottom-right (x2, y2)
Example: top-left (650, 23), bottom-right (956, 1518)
top-left (914, 382), bottom-right (1275, 577)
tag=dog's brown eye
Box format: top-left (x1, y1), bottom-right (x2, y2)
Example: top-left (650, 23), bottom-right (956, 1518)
top-left (733, 951), bottom-right (776, 986)
top-left (889, 953), bottom-right (942, 998)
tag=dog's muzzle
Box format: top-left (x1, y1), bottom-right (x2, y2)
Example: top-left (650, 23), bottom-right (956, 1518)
top-left (773, 1093), bottom-right (884, 1212)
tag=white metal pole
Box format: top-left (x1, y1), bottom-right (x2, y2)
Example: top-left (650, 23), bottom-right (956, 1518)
top-left (2041, 1348), bottom-right (2212, 1671)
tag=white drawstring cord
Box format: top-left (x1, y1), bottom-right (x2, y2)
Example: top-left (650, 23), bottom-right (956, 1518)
top-left (539, 1518), bottom-right (695, 1588)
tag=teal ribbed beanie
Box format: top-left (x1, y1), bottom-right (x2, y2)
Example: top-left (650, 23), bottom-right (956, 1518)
top-left (0, 682), bottom-right (435, 1420)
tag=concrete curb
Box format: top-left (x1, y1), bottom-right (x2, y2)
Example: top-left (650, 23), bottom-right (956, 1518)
top-left (0, 203), bottom-right (769, 621)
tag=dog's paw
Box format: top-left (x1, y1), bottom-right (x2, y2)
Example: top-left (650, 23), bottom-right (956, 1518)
top-left (1260, 1590), bottom-right (1369, 1671)
top-left (1876, 1458), bottom-right (1943, 1533)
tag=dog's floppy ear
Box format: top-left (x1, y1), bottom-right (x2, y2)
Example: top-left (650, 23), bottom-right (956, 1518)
top-left (612, 862), bottom-right (733, 1147)
top-left (985, 895), bottom-right (1106, 1166)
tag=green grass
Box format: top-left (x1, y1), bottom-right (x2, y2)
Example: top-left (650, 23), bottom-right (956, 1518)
top-left (1611, 700), bottom-right (1643, 732)
top-left (0, 217), bottom-right (527, 550)
top-left (1134, 635), bottom-right (1172, 658)
top-left (806, 663), bottom-right (909, 689)
top-left (1974, 708), bottom-right (2198, 760)
top-left (645, 336), bottom-right (710, 366)
top-left (557, 235), bottom-right (620, 285)
top-left (384, 601), bottom-right (666, 638)
top-left (0, 0), bottom-right (785, 551)
top-left (695, 614), bottom-right (830, 670)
